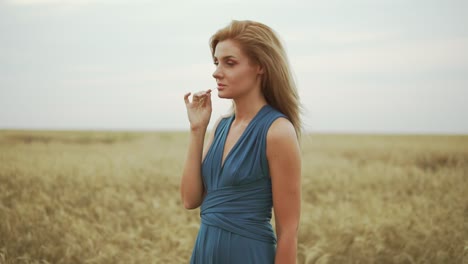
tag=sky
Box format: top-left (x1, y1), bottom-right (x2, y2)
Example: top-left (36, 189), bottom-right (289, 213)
top-left (0, 0), bottom-right (467, 134)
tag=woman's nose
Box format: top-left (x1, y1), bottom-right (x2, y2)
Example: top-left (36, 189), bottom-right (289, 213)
top-left (212, 67), bottom-right (222, 79)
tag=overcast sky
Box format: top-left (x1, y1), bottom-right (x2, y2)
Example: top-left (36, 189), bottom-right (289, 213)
top-left (1, 0), bottom-right (467, 134)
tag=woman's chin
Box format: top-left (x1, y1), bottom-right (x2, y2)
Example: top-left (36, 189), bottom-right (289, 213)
top-left (216, 91), bottom-right (231, 99)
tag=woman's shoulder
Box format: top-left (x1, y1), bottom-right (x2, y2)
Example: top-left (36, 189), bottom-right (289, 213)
top-left (265, 117), bottom-right (299, 163)
top-left (264, 106), bottom-right (296, 143)
top-left (267, 117), bottom-right (295, 140)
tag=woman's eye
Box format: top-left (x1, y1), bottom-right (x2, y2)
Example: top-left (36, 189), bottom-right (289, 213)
top-left (213, 61), bottom-right (234, 66)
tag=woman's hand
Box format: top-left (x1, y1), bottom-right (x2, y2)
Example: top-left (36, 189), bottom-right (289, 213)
top-left (184, 89), bottom-right (212, 131)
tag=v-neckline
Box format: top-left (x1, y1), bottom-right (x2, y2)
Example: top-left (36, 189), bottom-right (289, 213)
top-left (220, 104), bottom-right (268, 171)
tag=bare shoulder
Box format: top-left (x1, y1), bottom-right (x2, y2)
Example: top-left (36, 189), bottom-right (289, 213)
top-left (266, 117), bottom-right (297, 144)
top-left (266, 117), bottom-right (299, 159)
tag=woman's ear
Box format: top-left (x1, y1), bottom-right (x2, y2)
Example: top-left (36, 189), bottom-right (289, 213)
top-left (257, 65), bottom-right (264, 75)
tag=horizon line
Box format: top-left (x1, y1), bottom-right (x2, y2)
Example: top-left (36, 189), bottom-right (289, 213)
top-left (1, 127), bottom-right (467, 136)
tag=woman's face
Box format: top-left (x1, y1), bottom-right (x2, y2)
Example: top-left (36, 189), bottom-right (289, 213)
top-left (212, 39), bottom-right (263, 99)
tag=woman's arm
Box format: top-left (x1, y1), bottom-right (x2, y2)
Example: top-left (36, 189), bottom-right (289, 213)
top-left (180, 127), bottom-right (208, 210)
top-left (267, 117), bottom-right (302, 263)
top-left (180, 90), bottom-right (213, 209)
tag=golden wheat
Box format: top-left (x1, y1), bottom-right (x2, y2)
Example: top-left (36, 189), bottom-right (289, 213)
top-left (0, 130), bottom-right (466, 264)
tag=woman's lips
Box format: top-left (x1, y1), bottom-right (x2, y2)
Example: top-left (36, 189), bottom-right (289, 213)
top-left (217, 85), bottom-right (226, 90)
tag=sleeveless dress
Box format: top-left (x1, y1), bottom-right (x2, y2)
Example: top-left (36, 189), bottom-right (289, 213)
top-left (190, 104), bottom-right (288, 264)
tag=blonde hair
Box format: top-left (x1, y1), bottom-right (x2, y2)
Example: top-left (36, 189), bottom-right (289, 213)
top-left (209, 20), bottom-right (302, 139)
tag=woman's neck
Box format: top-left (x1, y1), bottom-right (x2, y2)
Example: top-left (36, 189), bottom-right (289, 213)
top-left (232, 93), bottom-right (267, 124)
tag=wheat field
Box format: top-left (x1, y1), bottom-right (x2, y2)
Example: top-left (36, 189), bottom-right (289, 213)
top-left (0, 130), bottom-right (466, 264)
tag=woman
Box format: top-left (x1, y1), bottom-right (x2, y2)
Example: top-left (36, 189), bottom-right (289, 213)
top-left (181, 20), bottom-right (301, 263)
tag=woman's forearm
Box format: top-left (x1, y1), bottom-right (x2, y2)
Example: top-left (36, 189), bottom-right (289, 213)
top-left (180, 127), bottom-right (207, 209)
top-left (275, 231), bottom-right (298, 264)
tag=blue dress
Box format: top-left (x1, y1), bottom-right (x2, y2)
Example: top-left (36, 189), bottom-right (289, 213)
top-left (190, 104), bottom-right (288, 264)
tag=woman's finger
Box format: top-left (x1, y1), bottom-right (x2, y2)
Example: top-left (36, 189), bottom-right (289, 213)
top-left (195, 90), bottom-right (210, 97)
top-left (186, 90), bottom-right (211, 107)
top-left (198, 95), bottom-right (206, 107)
top-left (184, 92), bottom-right (191, 105)
top-left (199, 90), bottom-right (211, 107)
top-left (193, 92), bottom-right (207, 102)
top-left (205, 91), bottom-right (212, 107)
top-left (193, 92), bottom-right (203, 101)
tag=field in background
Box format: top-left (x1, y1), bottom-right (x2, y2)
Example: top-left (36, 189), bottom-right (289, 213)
top-left (0, 130), bottom-right (466, 264)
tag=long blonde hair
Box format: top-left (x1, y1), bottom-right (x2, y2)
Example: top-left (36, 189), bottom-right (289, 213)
top-left (209, 20), bottom-right (302, 139)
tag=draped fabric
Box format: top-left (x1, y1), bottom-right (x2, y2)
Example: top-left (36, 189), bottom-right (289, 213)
top-left (190, 104), bottom-right (288, 264)
top-left (201, 178), bottom-right (275, 244)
